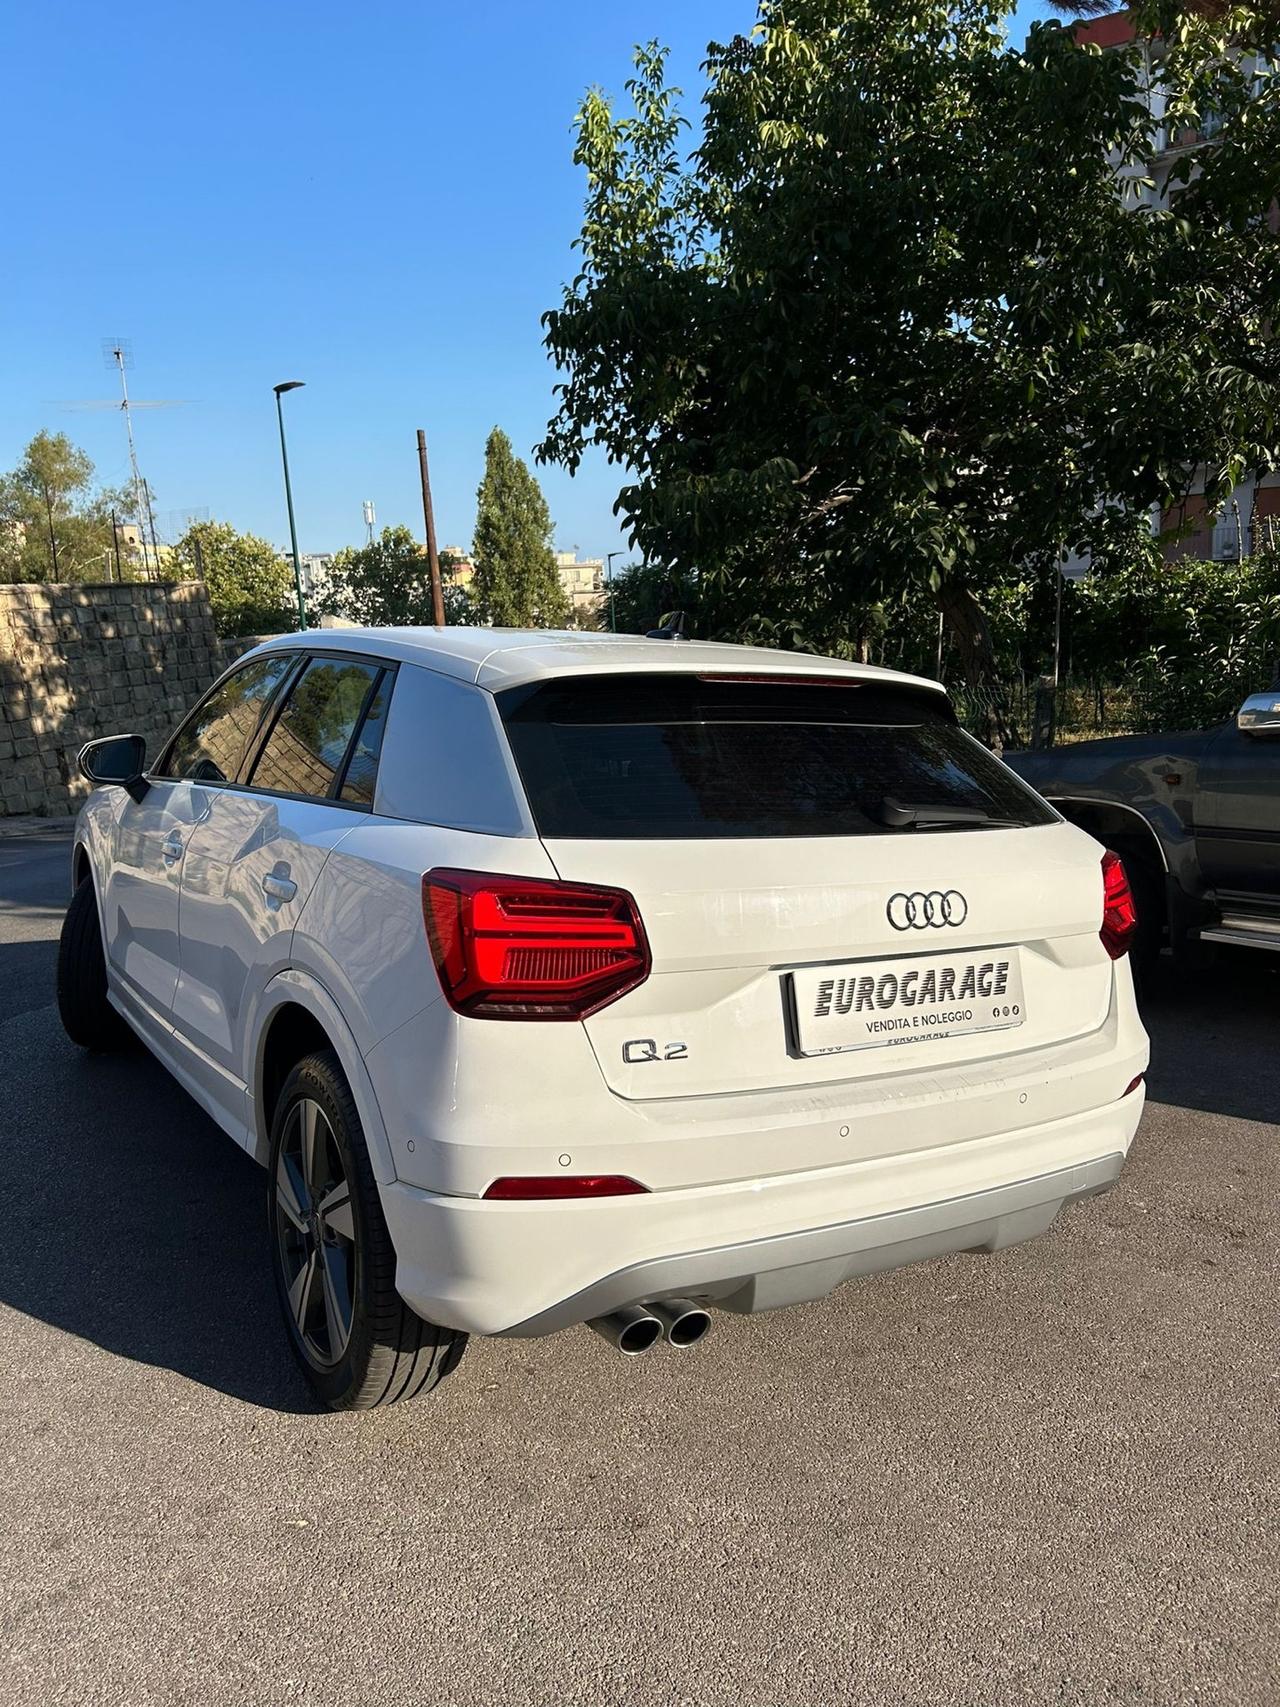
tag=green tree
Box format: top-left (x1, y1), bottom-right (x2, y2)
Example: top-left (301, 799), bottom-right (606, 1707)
top-left (540, 5), bottom-right (1280, 738)
top-left (607, 558), bottom-right (702, 635)
top-left (171, 519), bottom-right (295, 637)
top-left (314, 525), bottom-right (472, 629)
top-left (471, 428), bottom-right (570, 627)
top-left (0, 431), bottom-right (128, 582)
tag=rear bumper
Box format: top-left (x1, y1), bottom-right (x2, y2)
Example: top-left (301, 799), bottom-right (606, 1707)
top-left (380, 1088), bottom-right (1144, 1336)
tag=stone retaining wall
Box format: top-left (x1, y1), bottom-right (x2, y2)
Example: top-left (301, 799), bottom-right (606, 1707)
top-left (0, 581), bottom-right (234, 818)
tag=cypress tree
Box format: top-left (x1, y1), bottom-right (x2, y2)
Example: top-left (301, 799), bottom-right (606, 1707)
top-left (471, 427), bottom-right (570, 628)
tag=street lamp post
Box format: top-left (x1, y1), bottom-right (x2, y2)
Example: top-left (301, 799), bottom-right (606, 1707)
top-left (605, 550), bottom-right (624, 632)
top-left (273, 381), bottom-right (307, 630)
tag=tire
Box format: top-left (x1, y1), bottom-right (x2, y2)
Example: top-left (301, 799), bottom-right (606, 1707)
top-left (56, 875), bottom-right (132, 1051)
top-left (267, 1049), bottom-right (467, 1410)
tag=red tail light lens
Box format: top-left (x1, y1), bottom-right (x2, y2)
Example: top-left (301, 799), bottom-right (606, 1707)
top-left (1100, 849), bottom-right (1138, 959)
top-left (422, 868), bottom-right (650, 1019)
top-left (483, 1175), bottom-right (649, 1201)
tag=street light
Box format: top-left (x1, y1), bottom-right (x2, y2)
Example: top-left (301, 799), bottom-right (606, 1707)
top-left (606, 550), bottom-right (625, 632)
top-left (273, 380), bottom-right (307, 630)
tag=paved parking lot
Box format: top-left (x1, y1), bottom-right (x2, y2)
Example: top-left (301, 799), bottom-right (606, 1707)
top-left (1, 826), bottom-right (1277, 1707)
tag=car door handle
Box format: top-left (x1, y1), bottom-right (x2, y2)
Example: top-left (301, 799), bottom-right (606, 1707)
top-left (262, 872), bottom-right (298, 905)
top-left (161, 831), bottom-right (185, 864)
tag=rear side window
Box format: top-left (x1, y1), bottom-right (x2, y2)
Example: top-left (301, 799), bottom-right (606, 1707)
top-left (338, 676), bottom-right (390, 805)
top-left (248, 657), bottom-right (381, 801)
top-left (158, 653), bottom-right (294, 783)
top-left (498, 674), bottom-right (1056, 840)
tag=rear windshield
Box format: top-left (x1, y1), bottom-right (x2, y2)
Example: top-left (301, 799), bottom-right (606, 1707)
top-left (497, 674), bottom-right (1056, 840)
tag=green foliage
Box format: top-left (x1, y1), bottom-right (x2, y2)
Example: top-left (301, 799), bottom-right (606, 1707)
top-left (471, 428), bottom-right (570, 627)
top-left (540, 3), bottom-right (1280, 718)
top-left (171, 519), bottom-right (295, 638)
top-left (0, 431), bottom-right (130, 583)
top-left (1068, 550), bottom-right (1280, 729)
top-left (606, 559), bottom-right (704, 635)
top-left (314, 525), bottom-right (472, 630)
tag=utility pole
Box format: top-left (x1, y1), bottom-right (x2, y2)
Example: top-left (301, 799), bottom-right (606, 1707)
top-left (606, 550), bottom-right (624, 632)
top-left (110, 509), bottom-right (122, 582)
top-left (417, 429), bottom-right (446, 627)
top-left (273, 381), bottom-right (307, 630)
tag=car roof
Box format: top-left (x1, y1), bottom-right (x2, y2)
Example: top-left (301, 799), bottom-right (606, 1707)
top-left (243, 626), bottom-right (946, 698)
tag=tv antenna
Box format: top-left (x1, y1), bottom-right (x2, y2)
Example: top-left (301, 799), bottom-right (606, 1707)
top-left (92, 339), bottom-right (166, 576)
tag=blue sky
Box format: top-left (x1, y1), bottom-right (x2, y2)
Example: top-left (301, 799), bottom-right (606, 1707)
top-left (2, 0), bottom-right (1054, 566)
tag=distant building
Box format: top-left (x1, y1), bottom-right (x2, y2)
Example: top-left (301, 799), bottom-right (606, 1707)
top-left (555, 551), bottom-right (606, 628)
top-left (440, 544), bottom-right (475, 589)
top-left (115, 521), bottom-right (178, 576)
top-left (285, 553), bottom-right (335, 602)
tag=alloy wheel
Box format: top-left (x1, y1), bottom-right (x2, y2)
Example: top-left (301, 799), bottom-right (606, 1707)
top-left (273, 1097), bottom-right (357, 1368)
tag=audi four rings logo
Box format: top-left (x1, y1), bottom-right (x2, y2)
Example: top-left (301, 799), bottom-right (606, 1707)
top-left (887, 890), bottom-right (968, 930)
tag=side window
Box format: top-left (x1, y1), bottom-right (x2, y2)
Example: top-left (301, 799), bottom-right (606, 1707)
top-left (247, 657), bottom-right (381, 801)
top-left (339, 675), bottom-right (391, 805)
top-left (157, 654), bottom-right (295, 783)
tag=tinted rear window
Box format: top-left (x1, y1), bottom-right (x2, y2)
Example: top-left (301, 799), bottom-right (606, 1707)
top-left (498, 674), bottom-right (1055, 840)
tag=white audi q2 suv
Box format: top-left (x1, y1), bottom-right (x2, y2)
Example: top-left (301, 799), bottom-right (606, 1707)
top-left (59, 629), bottom-right (1148, 1408)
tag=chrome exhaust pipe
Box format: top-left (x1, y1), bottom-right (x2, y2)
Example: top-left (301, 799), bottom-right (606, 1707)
top-left (649, 1298), bottom-right (712, 1348)
top-left (587, 1304), bottom-right (663, 1356)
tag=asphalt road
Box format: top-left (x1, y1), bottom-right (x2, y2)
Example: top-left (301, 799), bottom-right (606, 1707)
top-left (2, 828), bottom-right (1277, 1707)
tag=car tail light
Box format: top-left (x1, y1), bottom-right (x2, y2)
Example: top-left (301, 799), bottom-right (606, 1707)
top-left (422, 868), bottom-right (650, 1019)
top-left (483, 1175), bottom-right (649, 1201)
top-left (1100, 849), bottom-right (1138, 960)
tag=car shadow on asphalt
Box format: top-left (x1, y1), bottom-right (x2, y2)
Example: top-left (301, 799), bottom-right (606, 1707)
top-left (1, 974), bottom-right (323, 1415)
top-left (1137, 949), bottom-right (1280, 1126)
top-left (1, 884), bottom-right (1274, 1415)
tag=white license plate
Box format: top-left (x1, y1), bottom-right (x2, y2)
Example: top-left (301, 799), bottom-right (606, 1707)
top-left (790, 949), bottom-right (1026, 1056)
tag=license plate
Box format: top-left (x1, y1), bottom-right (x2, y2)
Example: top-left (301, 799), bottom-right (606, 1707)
top-left (790, 948), bottom-right (1026, 1056)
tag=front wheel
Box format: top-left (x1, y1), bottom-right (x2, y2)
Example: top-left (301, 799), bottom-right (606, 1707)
top-left (56, 875), bottom-right (132, 1051)
top-left (268, 1050), bottom-right (467, 1410)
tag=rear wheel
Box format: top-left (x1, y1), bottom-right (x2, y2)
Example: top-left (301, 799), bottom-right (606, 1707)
top-left (56, 874), bottom-right (132, 1051)
top-left (268, 1050), bottom-right (466, 1410)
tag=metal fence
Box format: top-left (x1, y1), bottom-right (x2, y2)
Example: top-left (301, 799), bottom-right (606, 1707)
top-left (951, 671), bottom-right (1243, 750)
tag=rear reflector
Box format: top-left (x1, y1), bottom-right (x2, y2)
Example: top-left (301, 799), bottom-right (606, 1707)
top-left (422, 868), bottom-right (650, 1019)
top-left (1123, 1074), bottom-right (1144, 1097)
top-left (483, 1175), bottom-right (649, 1201)
top-left (1100, 849), bottom-right (1138, 960)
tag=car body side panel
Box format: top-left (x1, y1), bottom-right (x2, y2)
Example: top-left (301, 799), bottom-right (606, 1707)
top-left (373, 665), bottom-right (533, 835)
top-left (1194, 720), bottom-right (1280, 894)
top-left (98, 778), bottom-right (206, 1022)
top-left (172, 787), bottom-right (360, 1071)
top-left (1006, 733), bottom-right (1209, 892)
top-left (286, 815), bottom-right (564, 1073)
top-left (244, 967), bottom-right (399, 1179)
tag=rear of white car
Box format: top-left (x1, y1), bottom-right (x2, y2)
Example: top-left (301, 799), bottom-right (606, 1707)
top-left (63, 629), bottom-right (1147, 1405)
top-left (339, 647), bottom-right (1147, 1344)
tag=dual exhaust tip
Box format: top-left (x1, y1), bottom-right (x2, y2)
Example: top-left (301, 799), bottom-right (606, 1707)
top-left (588, 1299), bottom-right (711, 1356)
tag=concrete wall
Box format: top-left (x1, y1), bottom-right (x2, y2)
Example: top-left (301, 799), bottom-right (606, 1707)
top-left (0, 580), bottom-right (236, 818)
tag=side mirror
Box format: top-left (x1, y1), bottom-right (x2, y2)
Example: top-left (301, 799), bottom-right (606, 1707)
top-left (1237, 693), bottom-right (1280, 737)
top-left (78, 734), bottom-right (150, 802)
